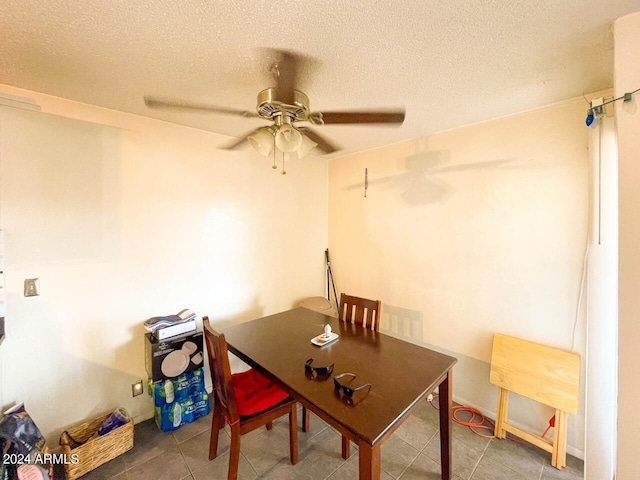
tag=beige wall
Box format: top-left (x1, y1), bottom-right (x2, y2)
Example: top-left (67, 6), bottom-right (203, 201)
top-left (0, 85), bottom-right (328, 443)
top-left (615, 11), bottom-right (640, 480)
top-left (328, 98), bottom-right (589, 455)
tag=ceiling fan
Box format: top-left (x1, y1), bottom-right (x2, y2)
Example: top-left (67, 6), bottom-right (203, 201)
top-left (143, 49), bottom-right (405, 172)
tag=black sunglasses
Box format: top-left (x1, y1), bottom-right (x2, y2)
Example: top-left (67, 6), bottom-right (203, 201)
top-left (305, 358), bottom-right (335, 377)
top-left (333, 373), bottom-right (372, 398)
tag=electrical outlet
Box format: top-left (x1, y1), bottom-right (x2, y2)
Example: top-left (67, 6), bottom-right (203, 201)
top-left (427, 394), bottom-right (434, 403)
top-left (131, 380), bottom-right (144, 397)
top-left (24, 278), bottom-right (40, 297)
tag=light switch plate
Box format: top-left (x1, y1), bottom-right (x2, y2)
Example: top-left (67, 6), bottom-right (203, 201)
top-left (24, 278), bottom-right (40, 297)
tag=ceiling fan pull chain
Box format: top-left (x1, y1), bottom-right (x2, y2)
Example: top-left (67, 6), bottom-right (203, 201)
top-left (365, 168), bottom-right (368, 197)
top-left (272, 137), bottom-right (278, 170)
top-left (281, 151), bottom-right (287, 175)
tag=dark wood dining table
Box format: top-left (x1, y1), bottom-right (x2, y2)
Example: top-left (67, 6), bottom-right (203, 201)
top-left (221, 307), bottom-right (457, 479)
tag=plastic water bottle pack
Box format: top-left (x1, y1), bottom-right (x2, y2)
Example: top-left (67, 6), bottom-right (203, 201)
top-left (152, 368), bottom-right (210, 432)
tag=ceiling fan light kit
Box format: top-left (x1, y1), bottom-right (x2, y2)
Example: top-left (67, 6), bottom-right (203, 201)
top-left (298, 134), bottom-right (318, 158)
top-left (247, 126), bottom-right (276, 156)
top-left (275, 123), bottom-right (303, 153)
top-left (143, 49), bottom-right (405, 173)
top-left (246, 119), bottom-right (318, 165)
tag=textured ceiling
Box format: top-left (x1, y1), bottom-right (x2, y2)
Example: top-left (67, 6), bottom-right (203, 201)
top-left (1, 0), bottom-right (639, 157)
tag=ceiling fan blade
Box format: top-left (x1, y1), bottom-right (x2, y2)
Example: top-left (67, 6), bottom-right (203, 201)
top-left (313, 110), bottom-right (405, 125)
top-left (144, 96), bottom-right (260, 118)
top-left (298, 127), bottom-right (339, 154)
top-left (271, 50), bottom-right (302, 105)
top-left (223, 137), bottom-right (249, 150)
top-left (221, 128), bottom-right (264, 150)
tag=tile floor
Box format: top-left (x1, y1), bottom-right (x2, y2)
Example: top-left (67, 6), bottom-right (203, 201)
top-left (68, 402), bottom-right (583, 480)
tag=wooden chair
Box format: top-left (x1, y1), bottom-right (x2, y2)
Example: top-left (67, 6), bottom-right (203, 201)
top-left (490, 334), bottom-right (580, 470)
top-left (203, 317), bottom-right (298, 480)
top-left (340, 293), bottom-right (381, 458)
top-left (339, 293), bottom-right (382, 331)
top-left (302, 293), bottom-right (382, 459)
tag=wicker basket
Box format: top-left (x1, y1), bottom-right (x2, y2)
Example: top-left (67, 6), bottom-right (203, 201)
top-left (59, 411), bottom-right (134, 480)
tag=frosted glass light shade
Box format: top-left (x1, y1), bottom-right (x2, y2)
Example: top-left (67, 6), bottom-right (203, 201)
top-left (248, 127), bottom-right (274, 156)
top-left (275, 125), bottom-right (303, 153)
top-left (297, 134), bottom-right (317, 158)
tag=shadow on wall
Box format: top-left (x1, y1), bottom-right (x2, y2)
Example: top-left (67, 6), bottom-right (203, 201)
top-left (2, 352), bottom-right (148, 447)
top-left (345, 149), bottom-right (454, 205)
top-left (379, 303), bottom-right (499, 410)
top-left (379, 305), bottom-right (557, 443)
top-left (205, 299), bottom-right (266, 375)
top-left (380, 304), bottom-right (424, 342)
top-left (345, 142), bottom-right (527, 205)
top-left (206, 298), bottom-right (266, 331)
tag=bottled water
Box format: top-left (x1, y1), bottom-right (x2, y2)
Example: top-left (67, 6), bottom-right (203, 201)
top-left (172, 403), bottom-right (182, 428)
top-left (164, 379), bottom-right (174, 403)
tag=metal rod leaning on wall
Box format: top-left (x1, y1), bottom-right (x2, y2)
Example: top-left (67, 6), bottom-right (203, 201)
top-left (325, 249), bottom-right (339, 313)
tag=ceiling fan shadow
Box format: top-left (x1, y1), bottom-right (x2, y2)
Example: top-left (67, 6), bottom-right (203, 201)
top-left (400, 149), bottom-right (456, 205)
top-left (343, 148), bottom-right (455, 205)
top-left (400, 174), bottom-right (454, 206)
top-left (345, 149), bottom-right (528, 206)
top-left (256, 47), bottom-right (322, 91)
top-left (425, 157), bottom-right (527, 174)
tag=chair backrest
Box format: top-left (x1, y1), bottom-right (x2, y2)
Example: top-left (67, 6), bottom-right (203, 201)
top-left (339, 293), bottom-right (382, 331)
top-left (203, 316), bottom-right (239, 422)
top-left (490, 333), bottom-right (580, 414)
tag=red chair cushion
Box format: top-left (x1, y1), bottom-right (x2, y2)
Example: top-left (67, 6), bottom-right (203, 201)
top-left (231, 368), bottom-right (289, 416)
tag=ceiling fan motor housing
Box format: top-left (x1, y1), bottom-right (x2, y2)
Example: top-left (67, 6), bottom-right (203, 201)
top-left (256, 88), bottom-right (310, 122)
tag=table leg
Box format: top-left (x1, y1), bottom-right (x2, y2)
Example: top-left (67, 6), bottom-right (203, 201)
top-left (358, 440), bottom-right (381, 480)
top-left (438, 370), bottom-right (453, 480)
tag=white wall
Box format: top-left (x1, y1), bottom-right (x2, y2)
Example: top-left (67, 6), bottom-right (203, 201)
top-left (0, 85), bottom-right (328, 444)
top-left (615, 11), bottom-right (640, 480)
top-left (585, 113), bottom-right (618, 480)
top-left (328, 98), bottom-right (589, 456)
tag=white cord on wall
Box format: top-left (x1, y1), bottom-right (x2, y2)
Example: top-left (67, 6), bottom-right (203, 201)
top-left (571, 238), bottom-right (589, 352)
